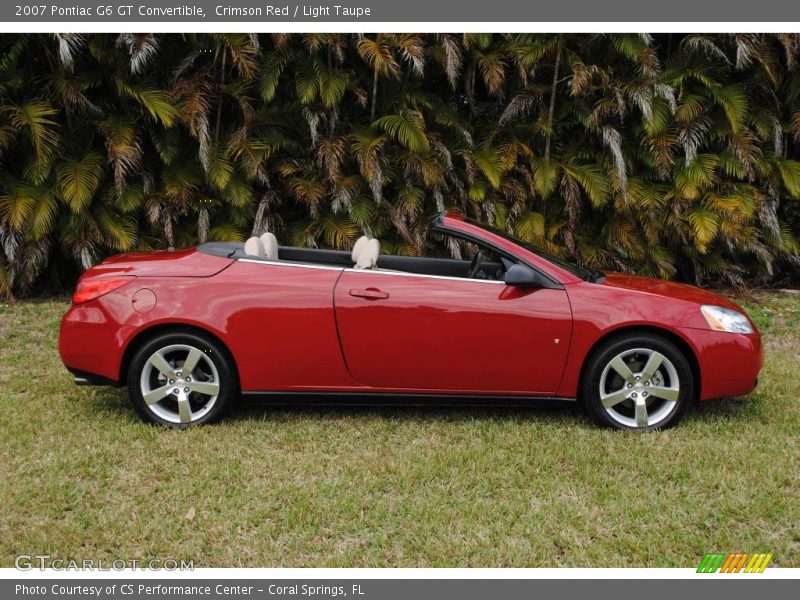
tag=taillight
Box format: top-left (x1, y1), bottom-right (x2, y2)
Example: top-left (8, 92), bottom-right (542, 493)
top-left (72, 276), bottom-right (135, 304)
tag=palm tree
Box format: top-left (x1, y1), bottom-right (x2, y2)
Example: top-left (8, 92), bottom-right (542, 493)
top-left (1, 33), bottom-right (800, 302)
top-left (356, 34), bottom-right (401, 122)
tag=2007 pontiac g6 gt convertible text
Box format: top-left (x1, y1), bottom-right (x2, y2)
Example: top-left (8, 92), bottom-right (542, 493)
top-left (59, 213), bottom-right (764, 430)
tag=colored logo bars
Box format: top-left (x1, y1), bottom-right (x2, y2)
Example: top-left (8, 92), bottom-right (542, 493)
top-left (697, 553), bottom-right (772, 573)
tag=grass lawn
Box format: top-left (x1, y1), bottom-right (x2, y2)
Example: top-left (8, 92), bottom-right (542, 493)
top-left (1, 292), bottom-right (798, 568)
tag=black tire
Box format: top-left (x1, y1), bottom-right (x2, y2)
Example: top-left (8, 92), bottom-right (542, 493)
top-left (580, 333), bottom-right (694, 431)
top-left (127, 330), bottom-right (238, 427)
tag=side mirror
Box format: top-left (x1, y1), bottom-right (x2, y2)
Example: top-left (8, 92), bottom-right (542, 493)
top-left (503, 264), bottom-right (552, 288)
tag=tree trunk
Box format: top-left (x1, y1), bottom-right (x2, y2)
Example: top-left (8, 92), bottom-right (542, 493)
top-left (164, 214), bottom-right (174, 249)
top-left (198, 206), bottom-right (209, 243)
top-left (214, 49), bottom-right (227, 144)
top-left (544, 36), bottom-right (562, 165)
top-left (465, 60), bottom-right (476, 125)
top-left (370, 68), bottom-right (379, 122)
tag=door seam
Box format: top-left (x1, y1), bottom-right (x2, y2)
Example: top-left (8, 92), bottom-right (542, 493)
top-left (554, 286), bottom-right (576, 396)
top-left (331, 269), bottom-right (355, 378)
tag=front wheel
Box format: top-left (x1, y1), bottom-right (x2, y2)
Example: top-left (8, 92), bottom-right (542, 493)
top-left (127, 331), bottom-right (237, 427)
top-left (581, 333), bottom-right (694, 430)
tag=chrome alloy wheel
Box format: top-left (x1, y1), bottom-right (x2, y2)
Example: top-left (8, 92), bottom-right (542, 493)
top-left (139, 344), bottom-right (220, 424)
top-left (598, 347), bottom-right (680, 429)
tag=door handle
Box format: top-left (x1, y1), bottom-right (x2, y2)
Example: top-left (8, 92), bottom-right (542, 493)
top-left (349, 288), bottom-right (389, 300)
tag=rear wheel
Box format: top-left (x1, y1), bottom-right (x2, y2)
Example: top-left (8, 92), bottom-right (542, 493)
top-left (127, 331), bottom-right (237, 427)
top-left (581, 333), bottom-right (693, 430)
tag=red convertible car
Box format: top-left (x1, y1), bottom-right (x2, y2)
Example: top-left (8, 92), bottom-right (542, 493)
top-left (59, 213), bottom-right (763, 430)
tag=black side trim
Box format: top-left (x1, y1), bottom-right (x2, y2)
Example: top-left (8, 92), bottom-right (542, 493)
top-left (241, 391), bottom-right (576, 407)
top-left (280, 246), bottom-right (351, 266)
top-left (197, 241), bottom-right (245, 258)
top-left (67, 368), bottom-right (119, 387)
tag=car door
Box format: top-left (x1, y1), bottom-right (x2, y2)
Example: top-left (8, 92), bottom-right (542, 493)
top-left (213, 260), bottom-right (354, 391)
top-left (333, 269), bottom-right (573, 394)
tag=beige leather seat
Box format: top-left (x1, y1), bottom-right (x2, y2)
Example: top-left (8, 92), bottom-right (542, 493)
top-left (351, 236), bottom-right (369, 263)
top-left (259, 232), bottom-right (279, 260)
top-left (354, 238), bottom-right (380, 269)
top-left (244, 237), bottom-right (265, 258)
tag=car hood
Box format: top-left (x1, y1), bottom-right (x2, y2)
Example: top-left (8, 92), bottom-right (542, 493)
top-left (600, 273), bottom-right (742, 310)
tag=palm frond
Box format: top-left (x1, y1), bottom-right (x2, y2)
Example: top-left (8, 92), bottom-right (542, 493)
top-left (374, 112), bottom-right (430, 152)
top-left (57, 152), bottom-right (104, 212)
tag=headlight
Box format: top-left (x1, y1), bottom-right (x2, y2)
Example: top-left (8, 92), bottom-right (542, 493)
top-left (700, 305), bottom-right (753, 334)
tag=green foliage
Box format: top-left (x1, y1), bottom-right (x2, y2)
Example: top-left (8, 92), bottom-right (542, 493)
top-left (1, 32), bottom-right (800, 298)
top-left (373, 112), bottom-right (430, 152)
top-left (57, 153), bottom-right (104, 212)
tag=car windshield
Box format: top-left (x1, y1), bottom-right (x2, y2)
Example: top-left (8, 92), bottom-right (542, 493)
top-left (463, 217), bottom-right (601, 282)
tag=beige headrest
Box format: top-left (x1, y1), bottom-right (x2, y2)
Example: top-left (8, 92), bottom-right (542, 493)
top-left (244, 237), bottom-right (265, 258)
top-left (259, 232), bottom-right (279, 260)
top-left (354, 238), bottom-right (380, 269)
top-left (351, 235), bottom-right (369, 263)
